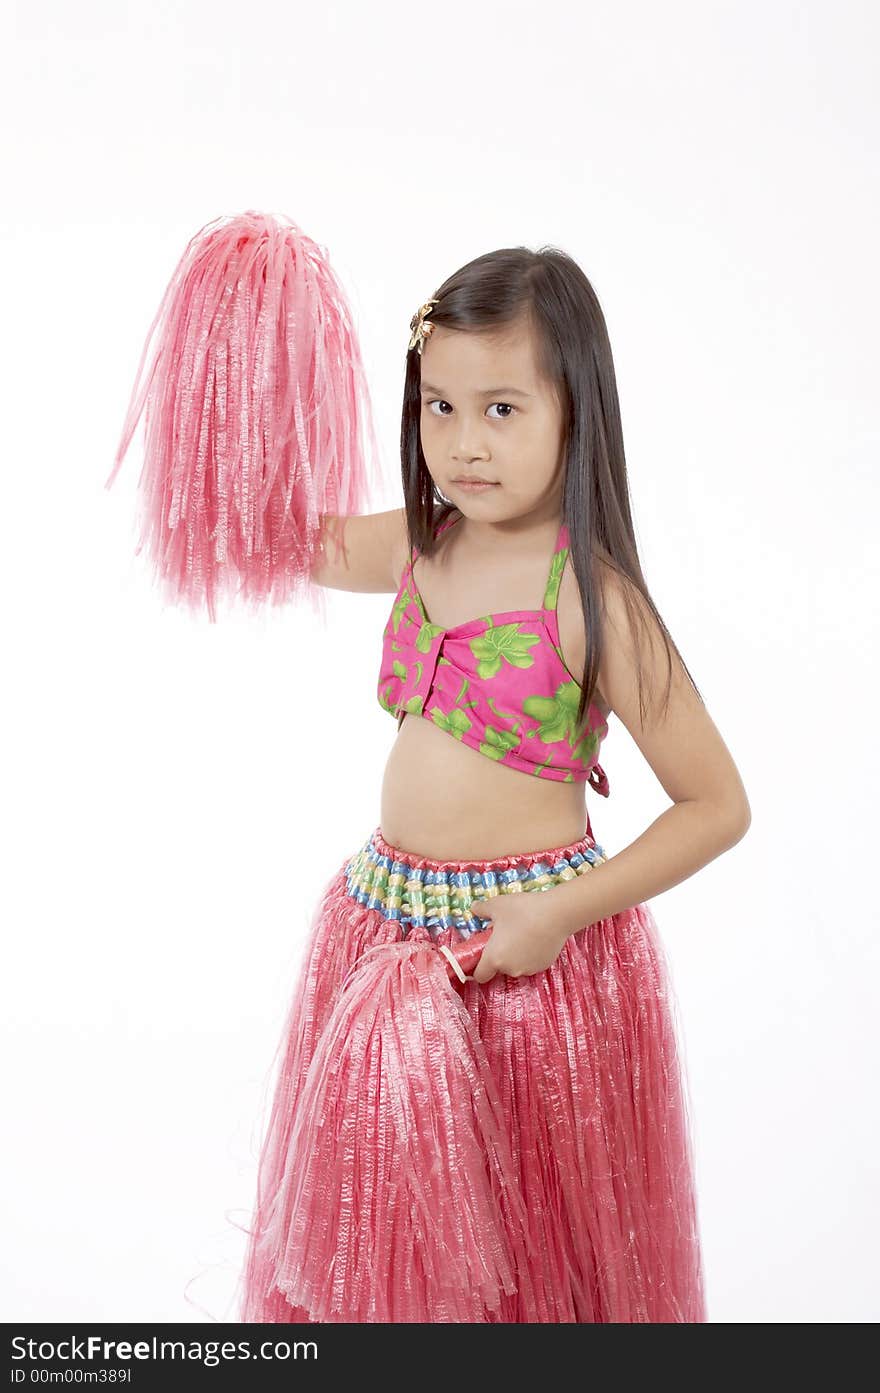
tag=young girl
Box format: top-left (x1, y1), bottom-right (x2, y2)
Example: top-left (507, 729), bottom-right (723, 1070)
top-left (237, 246), bottom-right (751, 1324)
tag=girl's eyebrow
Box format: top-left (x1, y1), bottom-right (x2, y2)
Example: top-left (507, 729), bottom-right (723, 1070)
top-left (419, 382), bottom-right (533, 397)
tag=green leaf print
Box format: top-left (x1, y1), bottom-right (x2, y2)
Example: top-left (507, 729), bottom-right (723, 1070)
top-left (430, 706), bottom-right (473, 739)
top-left (390, 585), bottom-right (413, 635)
top-left (479, 725), bottom-right (520, 760)
top-left (378, 683), bottom-right (396, 714)
top-left (542, 547), bottom-right (567, 609)
top-left (402, 693), bottom-right (425, 716)
top-left (416, 620), bottom-right (445, 654)
top-left (487, 695), bottom-right (521, 730)
top-left (522, 678), bottom-right (595, 756)
top-left (571, 723), bottom-right (600, 768)
top-left (392, 659), bottom-right (407, 680)
top-left (532, 754), bottom-right (575, 783)
top-left (468, 624), bottom-right (541, 679)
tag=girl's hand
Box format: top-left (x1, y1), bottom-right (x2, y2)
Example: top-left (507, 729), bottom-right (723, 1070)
top-left (467, 893), bottom-right (569, 984)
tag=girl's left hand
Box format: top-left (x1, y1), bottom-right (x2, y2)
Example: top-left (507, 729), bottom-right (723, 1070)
top-left (467, 892), bottom-right (569, 984)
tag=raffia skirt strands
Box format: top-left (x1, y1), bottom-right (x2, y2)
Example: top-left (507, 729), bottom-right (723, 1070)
top-left (237, 824), bottom-right (706, 1323)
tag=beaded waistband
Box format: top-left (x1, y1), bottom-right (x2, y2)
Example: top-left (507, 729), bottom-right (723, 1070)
top-left (343, 826), bottom-right (608, 938)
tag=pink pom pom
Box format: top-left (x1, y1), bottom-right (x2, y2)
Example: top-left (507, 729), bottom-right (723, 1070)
top-left (256, 937), bottom-right (533, 1322)
top-left (106, 210), bottom-right (381, 621)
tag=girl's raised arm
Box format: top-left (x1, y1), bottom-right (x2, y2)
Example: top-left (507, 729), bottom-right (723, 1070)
top-left (311, 508), bottom-right (408, 595)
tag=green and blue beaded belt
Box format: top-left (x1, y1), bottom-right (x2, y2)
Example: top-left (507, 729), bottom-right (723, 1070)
top-left (344, 825), bottom-right (608, 939)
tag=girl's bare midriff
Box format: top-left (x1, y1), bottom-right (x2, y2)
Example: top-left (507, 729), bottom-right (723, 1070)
top-left (379, 712), bottom-right (593, 859)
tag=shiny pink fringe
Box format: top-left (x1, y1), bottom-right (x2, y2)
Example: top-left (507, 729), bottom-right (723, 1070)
top-left (237, 849), bottom-right (707, 1323)
top-left (106, 210), bottom-right (380, 621)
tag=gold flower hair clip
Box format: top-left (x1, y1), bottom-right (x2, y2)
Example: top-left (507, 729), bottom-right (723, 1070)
top-left (408, 298), bottom-right (439, 355)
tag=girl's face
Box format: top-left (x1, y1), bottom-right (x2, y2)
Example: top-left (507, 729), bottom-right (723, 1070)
top-left (418, 321), bottom-right (566, 522)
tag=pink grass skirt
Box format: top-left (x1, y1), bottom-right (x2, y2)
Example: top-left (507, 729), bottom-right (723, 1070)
top-left (237, 824), bottom-right (706, 1323)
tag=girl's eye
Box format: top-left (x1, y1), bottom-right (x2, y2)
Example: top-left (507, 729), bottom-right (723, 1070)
top-left (425, 400), bottom-right (516, 419)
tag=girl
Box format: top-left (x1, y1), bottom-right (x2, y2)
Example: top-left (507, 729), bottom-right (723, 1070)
top-left (237, 245), bottom-right (751, 1324)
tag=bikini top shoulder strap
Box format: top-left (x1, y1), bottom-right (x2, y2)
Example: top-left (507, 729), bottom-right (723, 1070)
top-left (406, 511), bottom-right (567, 605)
top-left (541, 519), bottom-right (570, 612)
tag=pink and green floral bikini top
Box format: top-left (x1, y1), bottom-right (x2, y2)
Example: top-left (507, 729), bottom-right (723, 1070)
top-left (377, 510), bottom-right (610, 793)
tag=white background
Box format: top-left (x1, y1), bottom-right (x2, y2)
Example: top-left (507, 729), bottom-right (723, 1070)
top-left (3, 0), bottom-right (878, 1324)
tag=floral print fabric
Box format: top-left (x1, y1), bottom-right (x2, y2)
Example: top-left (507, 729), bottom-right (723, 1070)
top-left (377, 513), bottom-right (610, 792)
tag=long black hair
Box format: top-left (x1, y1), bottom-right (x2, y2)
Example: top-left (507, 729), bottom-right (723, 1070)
top-left (399, 245), bottom-right (703, 733)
